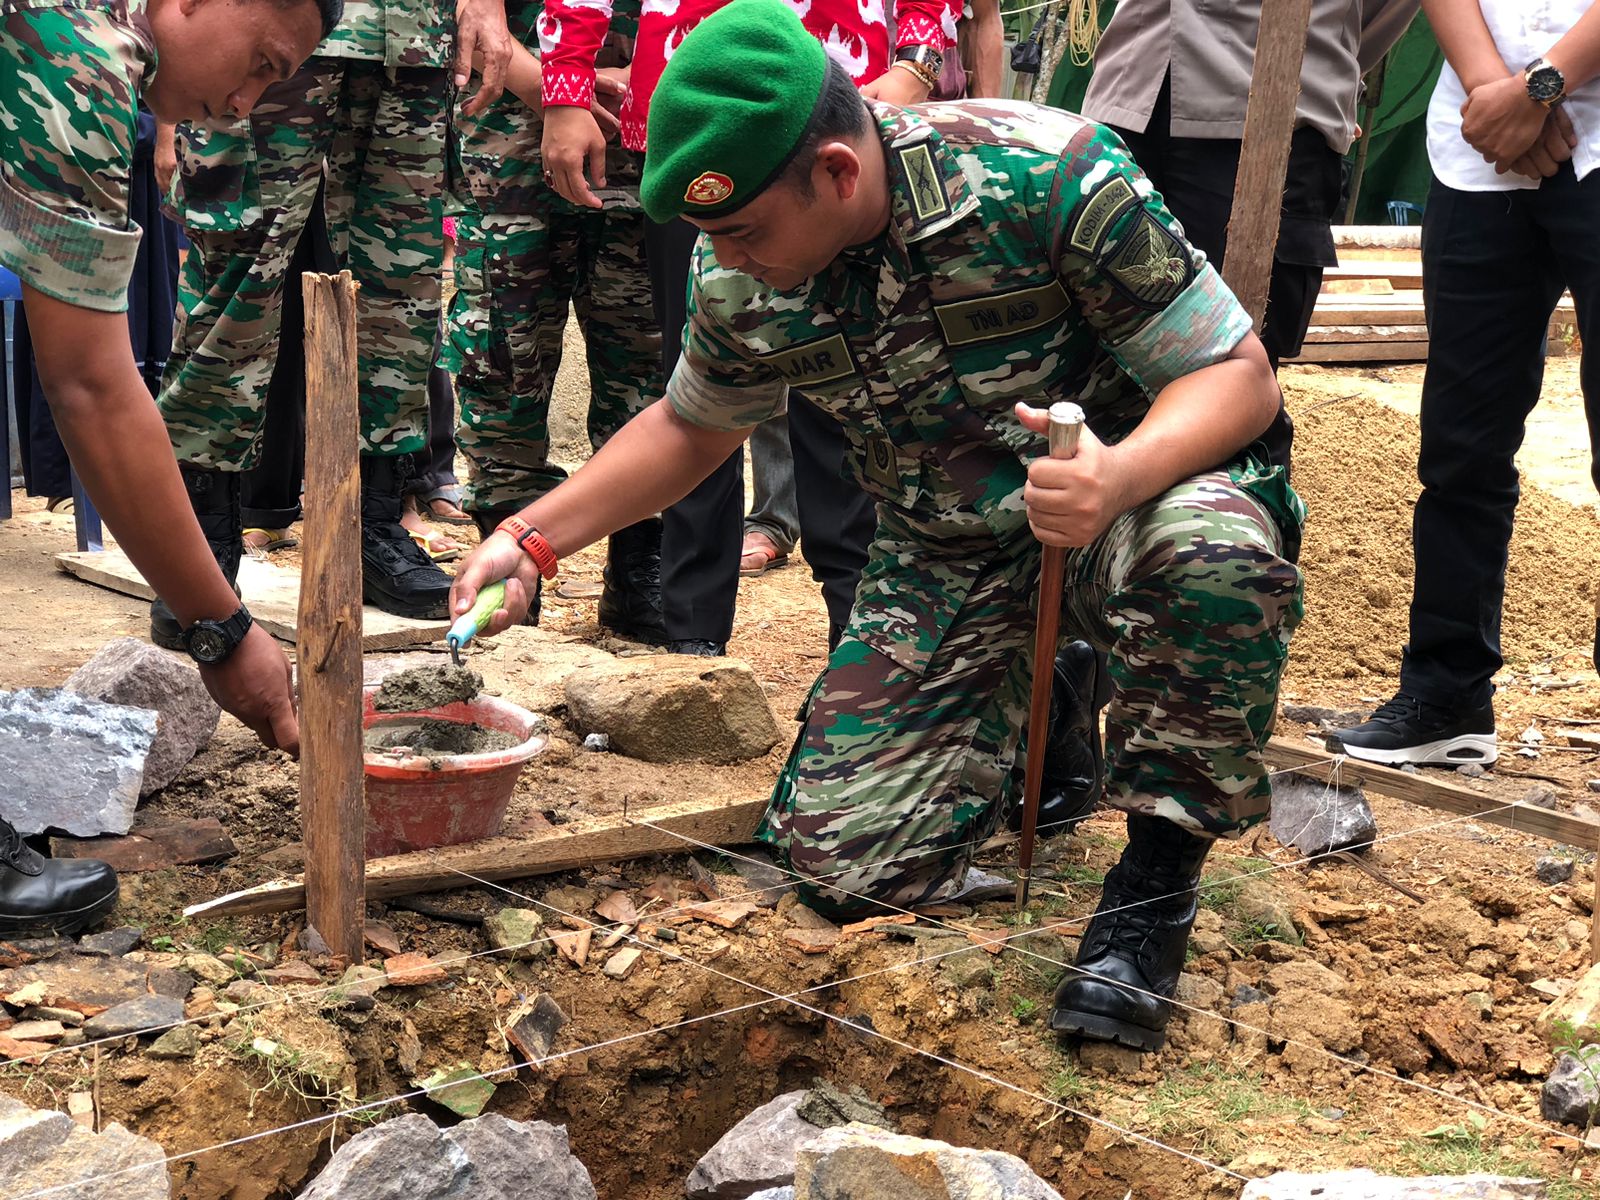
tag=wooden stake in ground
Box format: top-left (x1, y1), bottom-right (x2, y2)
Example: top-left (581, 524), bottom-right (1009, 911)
top-left (1221, 0), bottom-right (1314, 327)
top-left (298, 270), bottom-right (365, 962)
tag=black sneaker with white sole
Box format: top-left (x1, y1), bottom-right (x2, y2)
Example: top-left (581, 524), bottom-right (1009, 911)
top-left (1331, 693), bottom-right (1497, 766)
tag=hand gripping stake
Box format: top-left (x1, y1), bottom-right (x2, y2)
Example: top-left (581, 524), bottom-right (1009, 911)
top-left (1015, 402), bottom-right (1086, 910)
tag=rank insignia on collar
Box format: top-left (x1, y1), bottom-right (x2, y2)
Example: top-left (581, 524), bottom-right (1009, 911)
top-left (685, 171), bottom-right (734, 205)
top-left (897, 142), bottom-right (951, 226)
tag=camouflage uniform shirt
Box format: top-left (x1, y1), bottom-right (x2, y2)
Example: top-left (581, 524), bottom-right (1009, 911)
top-left (0, 0), bottom-right (157, 312)
top-left (322, 0), bottom-right (452, 66)
top-left (668, 100), bottom-right (1295, 674)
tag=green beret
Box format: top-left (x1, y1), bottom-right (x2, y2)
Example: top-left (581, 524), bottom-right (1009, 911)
top-left (641, 0), bottom-right (829, 224)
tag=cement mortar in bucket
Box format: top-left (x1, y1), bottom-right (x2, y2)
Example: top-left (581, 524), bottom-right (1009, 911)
top-left (362, 685), bottom-right (544, 858)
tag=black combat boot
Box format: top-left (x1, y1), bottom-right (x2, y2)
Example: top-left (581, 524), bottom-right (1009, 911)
top-left (1009, 641), bottom-right (1110, 837)
top-left (361, 455), bottom-right (453, 619)
top-left (470, 507), bottom-right (541, 625)
top-left (1049, 812), bottom-right (1213, 1051)
top-left (597, 518), bottom-right (666, 644)
top-left (150, 467), bottom-right (243, 650)
top-left (0, 818), bottom-right (119, 937)
top-left (667, 639), bottom-right (725, 656)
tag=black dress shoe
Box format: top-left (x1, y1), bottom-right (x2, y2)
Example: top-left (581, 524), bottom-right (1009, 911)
top-left (151, 467), bottom-right (243, 650)
top-left (1050, 812), bottom-right (1212, 1052)
top-left (598, 518), bottom-right (667, 644)
top-left (360, 456), bottom-right (453, 619)
top-left (1009, 640), bottom-right (1110, 837)
top-left (0, 818), bottom-right (119, 938)
top-left (668, 639), bottom-right (726, 657)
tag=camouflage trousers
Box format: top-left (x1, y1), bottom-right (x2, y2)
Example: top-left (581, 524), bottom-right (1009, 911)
top-left (159, 58), bottom-right (447, 467)
top-left (757, 470), bottom-right (1305, 917)
top-left (445, 199), bottom-right (660, 512)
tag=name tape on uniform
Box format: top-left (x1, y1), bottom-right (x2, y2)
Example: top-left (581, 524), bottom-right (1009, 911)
top-left (756, 332), bottom-right (859, 387)
top-left (933, 280), bottom-right (1072, 347)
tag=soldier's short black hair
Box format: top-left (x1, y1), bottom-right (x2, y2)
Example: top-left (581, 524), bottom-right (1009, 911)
top-left (781, 57), bottom-right (871, 202)
top-left (277, 0), bottom-right (343, 41)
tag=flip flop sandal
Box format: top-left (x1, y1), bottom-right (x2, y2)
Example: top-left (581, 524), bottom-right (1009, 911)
top-left (409, 527), bottom-right (464, 563)
top-left (243, 527), bottom-right (299, 555)
top-left (422, 488), bottom-right (473, 525)
top-left (739, 535), bottom-right (790, 577)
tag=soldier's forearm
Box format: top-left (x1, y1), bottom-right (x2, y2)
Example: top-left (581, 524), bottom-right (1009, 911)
top-left (1109, 333), bottom-right (1280, 510)
top-left (515, 399), bottom-right (752, 558)
top-left (23, 289), bottom-right (242, 627)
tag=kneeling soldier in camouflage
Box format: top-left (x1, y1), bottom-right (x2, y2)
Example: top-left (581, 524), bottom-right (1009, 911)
top-left (450, 0), bottom-right (1305, 1052)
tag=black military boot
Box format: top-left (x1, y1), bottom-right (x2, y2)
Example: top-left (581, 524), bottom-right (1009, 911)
top-left (150, 467), bottom-right (243, 650)
top-left (598, 518), bottom-right (666, 644)
top-left (1050, 812), bottom-right (1213, 1051)
top-left (470, 507), bottom-right (541, 624)
top-left (0, 818), bottom-right (119, 937)
top-left (361, 455), bottom-right (453, 619)
top-left (1009, 641), bottom-right (1110, 837)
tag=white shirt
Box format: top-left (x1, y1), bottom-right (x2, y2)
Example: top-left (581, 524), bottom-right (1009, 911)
top-left (1427, 2), bottom-right (1600, 190)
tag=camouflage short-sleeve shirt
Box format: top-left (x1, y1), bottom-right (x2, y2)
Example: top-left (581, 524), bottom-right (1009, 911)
top-left (0, 0), bottom-right (156, 312)
top-left (667, 100), bottom-right (1260, 672)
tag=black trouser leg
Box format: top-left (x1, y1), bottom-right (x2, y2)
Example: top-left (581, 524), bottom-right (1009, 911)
top-left (788, 390), bottom-right (873, 631)
top-left (1399, 175), bottom-right (1569, 709)
top-left (648, 216), bottom-right (742, 643)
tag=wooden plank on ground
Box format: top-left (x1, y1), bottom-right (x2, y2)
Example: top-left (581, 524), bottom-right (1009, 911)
top-left (1324, 262), bottom-right (1425, 288)
top-left (1285, 341), bottom-right (1431, 364)
top-left (57, 547), bottom-right (446, 651)
top-left (184, 793), bottom-right (769, 919)
top-left (1322, 278), bottom-right (1397, 296)
top-left (1266, 736), bottom-right (1600, 847)
top-left (1303, 324), bottom-right (1429, 344)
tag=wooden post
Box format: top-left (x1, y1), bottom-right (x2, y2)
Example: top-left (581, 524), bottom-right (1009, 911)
top-left (1221, 0), bottom-right (1315, 327)
top-left (298, 271), bottom-right (365, 963)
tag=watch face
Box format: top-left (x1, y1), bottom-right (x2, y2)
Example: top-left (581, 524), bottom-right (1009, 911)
top-left (188, 626), bottom-right (228, 663)
top-left (1529, 66), bottom-right (1563, 102)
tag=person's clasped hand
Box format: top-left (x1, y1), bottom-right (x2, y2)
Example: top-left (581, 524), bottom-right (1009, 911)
top-left (1461, 75), bottom-right (1577, 178)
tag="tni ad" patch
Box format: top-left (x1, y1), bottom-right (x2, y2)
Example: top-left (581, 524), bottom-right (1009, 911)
top-left (933, 280), bottom-right (1072, 347)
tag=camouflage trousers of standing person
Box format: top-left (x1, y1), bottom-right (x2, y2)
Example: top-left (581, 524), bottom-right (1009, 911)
top-left (159, 57), bottom-right (447, 467)
top-left (757, 468), bottom-right (1306, 918)
top-left (444, 199), bottom-right (661, 513)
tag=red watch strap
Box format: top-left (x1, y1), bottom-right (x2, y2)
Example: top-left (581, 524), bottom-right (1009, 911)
top-left (495, 518), bottom-right (559, 580)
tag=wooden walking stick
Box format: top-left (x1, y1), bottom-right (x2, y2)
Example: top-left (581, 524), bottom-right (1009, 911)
top-left (1016, 401), bottom-right (1087, 909)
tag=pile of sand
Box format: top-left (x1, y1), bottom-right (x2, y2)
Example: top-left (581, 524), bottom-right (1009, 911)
top-left (1285, 388), bottom-right (1599, 687)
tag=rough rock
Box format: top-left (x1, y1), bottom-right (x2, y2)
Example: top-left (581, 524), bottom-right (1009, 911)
top-left (83, 995), bottom-right (184, 1040)
top-left (746, 1192), bottom-right (795, 1200)
top-left (415, 1065), bottom-right (496, 1119)
top-left (602, 948), bottom-right (642, 980)
top-left (1417, 1000), bottom-right (1489, 1071)
top-left (1239, 1170), bottom-right (1544, 1198)
top-left (563, 657), bottom-right (780, 764)
top-left (65, 638), bottom-right (221, 795)
top-left (1280, 705), bottom-right (1366, 729)
top-left (0, 1093), bottom-right (169, 1199)
top-left (78, 927), bottom-right (142, 957)
top-left (297, 1112), bottom-right (597, 1200)
top-left (484, 909), bottom-right (549, 960)
top-left (732, 855), bottom-right (795, 908)
top-left (1536, 855), bottom-right (1575, 885)
top-left (0, 688), bottom-right (158, 836)
top-left (687, 1091), bottom-right (821, 1199)
top-left (0, 952), bottom-right (149, 1015)
top-left (146, 1024), bottom-right (201, 1060)
top-left (1541, 1046), bottom-right (1600, 1126)
top-left (505, 994), bottom-right (567, 1063)
top-left (1264, 960), bottom-right (1347, 995)
top-left (1269, 776), bottom-right (1377, 857)
top-left (796, 1083), bottom-right (891, 1131)
top-left (1267, 990), bottom-right (1361, 1053)
top-left (1536, 961), bottom-right (1600, 1043)
top-left (1416, 896), bottom-right (1495, 960)
top-left (1233, 879), bottom-right (1300, 940)
top-left (793, 1124), bottom-right (1062, 1200)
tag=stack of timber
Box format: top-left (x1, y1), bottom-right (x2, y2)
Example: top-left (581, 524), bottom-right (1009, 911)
top-left (1284, 226), bottom-right (1576, 365)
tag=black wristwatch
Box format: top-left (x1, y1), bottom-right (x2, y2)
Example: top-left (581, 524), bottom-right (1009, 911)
top-left (895, 43), bottom-right (945, 80)
top-left (183, 605), bottom-right (254, 665)
top-left (1525, 57), bottom-right (1567, 109)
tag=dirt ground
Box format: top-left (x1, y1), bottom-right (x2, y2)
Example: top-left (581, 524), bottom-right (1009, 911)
top-left (6, 338), bottom-right (1600, 1200)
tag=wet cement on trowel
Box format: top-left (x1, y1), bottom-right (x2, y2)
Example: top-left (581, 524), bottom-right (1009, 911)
top-left (373, 664), bottom-right (484, 713)
top-left (369, 665), bottom-right (515, 757)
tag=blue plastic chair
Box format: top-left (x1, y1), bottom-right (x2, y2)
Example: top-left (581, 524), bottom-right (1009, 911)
top-left (1386, 200), bottom-right (1425, 226)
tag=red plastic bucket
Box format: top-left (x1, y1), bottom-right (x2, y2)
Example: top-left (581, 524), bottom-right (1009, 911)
top-left (362, 686), bottom-right (545, 858)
